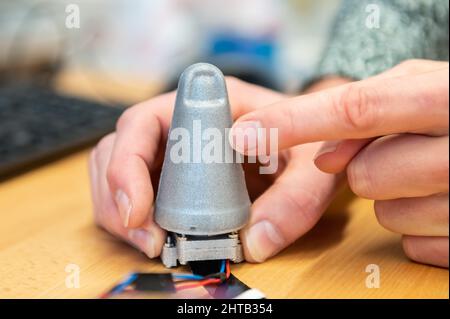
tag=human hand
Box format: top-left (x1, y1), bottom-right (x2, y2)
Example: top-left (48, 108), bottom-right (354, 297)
top-left (230, 60), bottom-right (449, 268)
top-left (88, 78), bottom-right (342, 261)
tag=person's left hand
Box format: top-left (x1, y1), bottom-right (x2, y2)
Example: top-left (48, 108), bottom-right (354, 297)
top-left (231, 59), bottom-right (449, 268)
top-left (88, 77), bottom-right (343, 262)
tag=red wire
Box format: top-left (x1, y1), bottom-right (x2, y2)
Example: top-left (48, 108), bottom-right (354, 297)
top-left (177, 260), bottom-right (231, 291)
top-left (99, 292), bottom-right (110, 299)
top-left (176, 278), bottom-right (222, 290)
top-left (102, 262), bottom-right (233, 296)
top-left (176, 260), bottom-right (232, 291)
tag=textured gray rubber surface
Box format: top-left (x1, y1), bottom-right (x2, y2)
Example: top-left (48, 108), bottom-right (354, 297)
top-left (155, 63), bottom-right (250, 236)
top-left (155, 63), bottom-right (250, 267)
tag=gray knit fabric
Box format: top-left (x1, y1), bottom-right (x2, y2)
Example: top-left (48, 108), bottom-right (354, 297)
top-left (316, 0), bottom-right (449, 80)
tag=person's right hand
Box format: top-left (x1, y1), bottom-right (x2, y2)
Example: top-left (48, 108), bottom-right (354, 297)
top-left (88, 77), bottom-right (343, 261)
top-left (230, 60), bottom-right (449, 267)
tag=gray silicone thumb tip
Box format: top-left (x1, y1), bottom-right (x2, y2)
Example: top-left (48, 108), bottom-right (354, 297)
top-left (179, 63), bottom-right (227, 103)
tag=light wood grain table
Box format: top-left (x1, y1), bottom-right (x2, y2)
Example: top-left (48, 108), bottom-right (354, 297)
top-left (0, 69), bottom-right (448, 298)
top-left (0, 149), bottom-right (448, 298)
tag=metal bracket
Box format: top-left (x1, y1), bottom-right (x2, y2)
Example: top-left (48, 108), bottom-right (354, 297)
top-left (160, 233), bottom-right (244, 268)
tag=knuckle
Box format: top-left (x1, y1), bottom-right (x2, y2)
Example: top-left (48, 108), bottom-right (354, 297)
top-left (225, 75), bottom-right (241, 84)
top-left (106, 159), bottom-right (120, 187)
top-left (402, 236), bottom-right (418, 261)
top-left (374, 201), bottom-right (392, 230)
top-left (397, 59), bottom-right (422, 72)
top-left (346, 162), bottom-right (360, 194)
top-left (280, 105), bottom-right (299, 138)
top-left (337, 84), bottom-right (380, 132)
top-left (346, 153), bottom-right (377, 198)
top-left (116, 107), bottom-right (136, 131)
top-left (432, 146), bottom-right (450, 190)
top-left (95, 133), bottom-right (115, 154)
top-left (225, 76), bottom-right (244, 91)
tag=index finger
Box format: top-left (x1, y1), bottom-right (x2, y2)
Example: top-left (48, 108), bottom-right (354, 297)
top-left (231, 68), bottom-right (449, 153)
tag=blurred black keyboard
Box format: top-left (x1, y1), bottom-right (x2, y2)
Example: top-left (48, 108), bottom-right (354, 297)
top-left (0, 85), bottom-right (123, 178)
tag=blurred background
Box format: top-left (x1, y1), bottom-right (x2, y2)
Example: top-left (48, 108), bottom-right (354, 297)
top-left (0, 0), bottom-right (342, 100)
top-left (0, 0), bottom-right (341, 178)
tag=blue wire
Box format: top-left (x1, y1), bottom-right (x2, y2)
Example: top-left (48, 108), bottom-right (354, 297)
top-left (172, 274), bottom-right (205, 280)
top-left (173, 260), bottom-right (226, 282)
top-left (110, 272), bottom-right (138, 295)
top-left (107, 261), bottom-right (228, 296)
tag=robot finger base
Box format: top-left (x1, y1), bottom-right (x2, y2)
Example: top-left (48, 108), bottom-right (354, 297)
top-left (154, 63), bottom-right (251, 268)
top-left (161, 233), bottom-right (244, 268)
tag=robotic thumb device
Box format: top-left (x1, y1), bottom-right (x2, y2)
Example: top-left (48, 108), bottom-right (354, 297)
top-left (155, 63), bottom-right (251, 268)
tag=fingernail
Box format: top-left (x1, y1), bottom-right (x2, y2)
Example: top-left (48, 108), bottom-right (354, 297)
top-left (244, 220), bottom-right (285, 262)
top-left (230, 120), bottom-right (262, 153)
top-left (128, 229), bottom-right (156, 258)
top-left (115, 189), bottom-right (132, 228)
top-left (313, 141), bottom-right (341, 160)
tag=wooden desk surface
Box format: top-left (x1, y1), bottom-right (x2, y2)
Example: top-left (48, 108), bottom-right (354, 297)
top-left (0, 69), bottom-right (448, 298)
top-left (0, 150), bottom-right (448, 298)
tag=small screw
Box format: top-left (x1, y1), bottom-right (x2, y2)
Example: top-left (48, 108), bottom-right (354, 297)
top-left (165, 236), bottom-right (173, 247)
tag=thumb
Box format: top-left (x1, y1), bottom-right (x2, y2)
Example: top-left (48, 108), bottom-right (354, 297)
top-left (241, 143), bottom-right (343, 262)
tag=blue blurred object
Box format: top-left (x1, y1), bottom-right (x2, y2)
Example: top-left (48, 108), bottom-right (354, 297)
top-left (211, 33), bottom-right (275, 62)
top-left (205, 32), bottom-right (280, 90)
